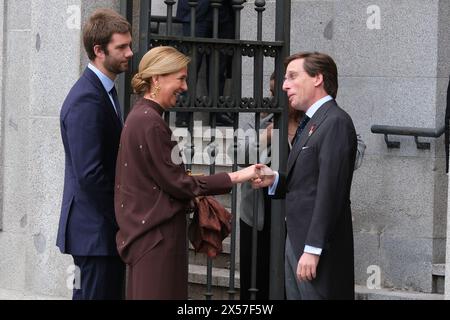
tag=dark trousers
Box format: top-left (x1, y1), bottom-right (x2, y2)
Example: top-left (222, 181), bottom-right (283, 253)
top-left (72, 255), bottom-right (125, 300)
top-left (239, 194), bottom-right (271, 300)
top-left (284, 236), bottom-right (324, 300)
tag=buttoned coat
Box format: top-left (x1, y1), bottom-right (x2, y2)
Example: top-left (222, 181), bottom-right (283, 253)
top-left (115, 98), bottom-right (232, 299)
top-left (273, 100), bottom-right (357, 299)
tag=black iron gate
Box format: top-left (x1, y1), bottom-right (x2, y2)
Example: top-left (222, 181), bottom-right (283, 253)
top-left (119, 0), bottom-right (291, 300)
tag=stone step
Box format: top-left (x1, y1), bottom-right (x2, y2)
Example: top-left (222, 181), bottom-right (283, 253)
top-left (0, 288), bottom-right (68, 300)
top-left (432, 263), bottom-right (445, 294)
top-left (188, 236), bottom-right (237, 269)
top-left (355, 285), bottom-right (444, 300)
top-left (188, 264), bottom-right (240, 300)
top-left (170, 125), bottom-right (237, 142)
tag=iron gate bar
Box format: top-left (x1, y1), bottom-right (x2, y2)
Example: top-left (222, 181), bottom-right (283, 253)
top-left (270, 0), bottom-right (291, 300)
top-left (123, 0), bottom-right (291, 300)
top-left (226, 0), bottom-right (246, 301)
top-left (248, 0), bottom-right (266, 301)
top-left (119, 0), bottom-right (134, 117)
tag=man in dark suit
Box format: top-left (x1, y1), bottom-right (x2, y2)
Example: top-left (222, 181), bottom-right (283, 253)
top-left (253, 52), bottom-right (357, 299)
top-left (56, 8), bottom-right (133, 300)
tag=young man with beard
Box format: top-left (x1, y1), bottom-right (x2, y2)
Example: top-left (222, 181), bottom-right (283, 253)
top-left (56, 8), bottom-right (133, 300)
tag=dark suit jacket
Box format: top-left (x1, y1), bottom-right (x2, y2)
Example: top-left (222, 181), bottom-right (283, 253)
top-left (273, 99), bottom-right (357, 299)
top-left (57, 67), bottom-right (122, 256)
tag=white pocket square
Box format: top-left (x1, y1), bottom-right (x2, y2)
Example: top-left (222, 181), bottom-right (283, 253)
top-left (302, 146), bottom-right (310, 150)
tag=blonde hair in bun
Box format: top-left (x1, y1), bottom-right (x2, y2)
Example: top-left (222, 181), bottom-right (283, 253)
top-left (131, 46), bottom-right (190, 94)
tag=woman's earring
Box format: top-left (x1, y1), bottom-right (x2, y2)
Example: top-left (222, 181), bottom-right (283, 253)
top-left (150, 82), bottom-right (161, 99)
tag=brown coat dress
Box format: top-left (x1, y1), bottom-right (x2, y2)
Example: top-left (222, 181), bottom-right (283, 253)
top-left (114, 98), bottom-right (232, 300)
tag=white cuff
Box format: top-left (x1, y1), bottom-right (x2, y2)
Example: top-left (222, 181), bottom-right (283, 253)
top-left (268, 171), bottom-right (279, 195)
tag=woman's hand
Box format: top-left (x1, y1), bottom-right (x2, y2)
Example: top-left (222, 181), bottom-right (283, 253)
top-left (228, 164), bottom-right (275, 185)
top-left (227, 165), bottom-right (259, 184)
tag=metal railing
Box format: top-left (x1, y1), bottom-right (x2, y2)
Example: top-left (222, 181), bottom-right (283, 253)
top-left (371, 124), bottom-right (445, 149)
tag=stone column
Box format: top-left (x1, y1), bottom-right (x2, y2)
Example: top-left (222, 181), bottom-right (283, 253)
top-left (446, 171), bottom-right (450, 299)
top-left (0, 0), bottom-right (118, 299)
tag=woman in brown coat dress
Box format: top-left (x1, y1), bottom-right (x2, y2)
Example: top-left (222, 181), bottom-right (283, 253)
top-left (115, 46), bottom-right (258, 300)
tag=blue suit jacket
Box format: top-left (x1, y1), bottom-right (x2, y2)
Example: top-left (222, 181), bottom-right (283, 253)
top-left (57, 68), bottom-right (122, 256)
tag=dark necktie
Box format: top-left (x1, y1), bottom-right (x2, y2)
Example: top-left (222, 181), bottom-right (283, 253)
top-left (292, 115), bottom-right (310, 147)
top-left (109, 86), bottom-right (123, 124)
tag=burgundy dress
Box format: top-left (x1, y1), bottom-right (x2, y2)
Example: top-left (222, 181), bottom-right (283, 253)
top-left (114, 98), bottom-right (232, 299)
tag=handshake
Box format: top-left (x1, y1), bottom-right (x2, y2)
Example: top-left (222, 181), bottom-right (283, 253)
top-left (228, 164), bottom-right (276, 188)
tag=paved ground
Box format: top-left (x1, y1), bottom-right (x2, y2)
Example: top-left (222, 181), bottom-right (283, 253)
top-left (0, 286), bottom-right (445, 300)
top-left (0, 288), bottom-right (67, 300)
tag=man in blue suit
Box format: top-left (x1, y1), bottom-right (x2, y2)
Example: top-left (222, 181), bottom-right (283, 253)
top-left (57, 8), bottom-right (133, 300)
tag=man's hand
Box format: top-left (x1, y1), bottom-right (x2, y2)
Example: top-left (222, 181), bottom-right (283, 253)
top-left (251, 164), bottom-right (275, 188)
top-left (297, 252), bottom-right (320, 282)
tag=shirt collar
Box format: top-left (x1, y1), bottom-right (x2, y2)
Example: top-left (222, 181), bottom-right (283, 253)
top-left (305, 95), bottom-right (333, 119)
top-left (88, 63), bottom-right (115, 93)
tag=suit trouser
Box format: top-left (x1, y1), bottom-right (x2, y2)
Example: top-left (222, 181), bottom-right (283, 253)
top-left (285, 236), bottom-right (324, 300)
top-left (72, 255), bottom-right (125, 300)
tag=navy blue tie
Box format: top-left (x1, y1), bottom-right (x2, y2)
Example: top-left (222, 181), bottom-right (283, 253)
top-left (292, 115), bottom-right (310, 146)
top-left (110, 86), bottom-right (123, 124)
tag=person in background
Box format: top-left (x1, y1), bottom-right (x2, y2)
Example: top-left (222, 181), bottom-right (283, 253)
top-left (231, 72), bottom-right (303, 299)
top-left (57, 8), bottom-right (133, 300)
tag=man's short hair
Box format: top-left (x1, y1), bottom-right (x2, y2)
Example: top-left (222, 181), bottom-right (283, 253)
top-left (284, 52), bottom-right (338, 99)
top-left (83, 8), bottom-right (132, 61)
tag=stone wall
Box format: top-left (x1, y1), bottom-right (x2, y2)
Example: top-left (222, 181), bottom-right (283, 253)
top-left (0, 0), bottom-right (118, 299)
